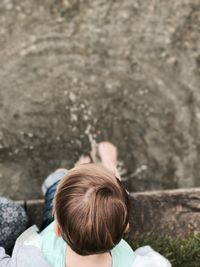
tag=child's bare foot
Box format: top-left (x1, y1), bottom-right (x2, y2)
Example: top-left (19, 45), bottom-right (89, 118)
top-left (98, 142), bottom-right (121, 180)
top-left (98, 142), bottom-right (117, 169)
top-left (74, 155), bottom-right (91, 166)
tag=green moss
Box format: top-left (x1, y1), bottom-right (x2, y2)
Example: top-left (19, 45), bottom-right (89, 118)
top-left (129, 233), bottom-right (200, 267)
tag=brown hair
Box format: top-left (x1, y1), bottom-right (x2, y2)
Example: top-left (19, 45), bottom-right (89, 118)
top-left (53, 163), bottom-right (130, 255)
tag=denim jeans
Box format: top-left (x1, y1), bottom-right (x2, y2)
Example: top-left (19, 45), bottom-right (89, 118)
top-left (41, 170), bottom-right (67, 230)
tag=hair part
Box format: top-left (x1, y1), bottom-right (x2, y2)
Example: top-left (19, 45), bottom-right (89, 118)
top-left (53, 163), bottom-right (130, 255)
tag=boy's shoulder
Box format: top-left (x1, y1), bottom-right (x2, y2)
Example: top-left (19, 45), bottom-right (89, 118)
top-left (40, 222), bottom-right (66, 267)
top-left (111, 239), bottom-right (135, 267)
top-left (16, 225), bottom-right (171, 267)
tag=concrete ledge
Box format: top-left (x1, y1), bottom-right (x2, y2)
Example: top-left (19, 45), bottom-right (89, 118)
top-left (130, 187), bottom-right (200, 237)
top-left (16, 199), bottom-right (44, 228)
top-left (25, 199), bottom-right (45, 228)
top-left (19, 188), bottom-right (200, 237)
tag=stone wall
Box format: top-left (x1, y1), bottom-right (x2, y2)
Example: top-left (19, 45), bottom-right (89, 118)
top-left (0, 0), bottom-right (200, 199)
top-left (23, 188), bottom-right (200, 237)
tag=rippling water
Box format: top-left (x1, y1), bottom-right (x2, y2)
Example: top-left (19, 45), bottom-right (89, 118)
top-left (0, 0), bottom-right (199, 199)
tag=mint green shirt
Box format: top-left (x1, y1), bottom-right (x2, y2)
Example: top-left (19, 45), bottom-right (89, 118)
top-left (40, 222), bottom-right (135, 267)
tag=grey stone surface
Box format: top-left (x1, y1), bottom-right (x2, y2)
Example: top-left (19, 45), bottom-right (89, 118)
top-left (130, 187), bottom-right (200, 237)
top-left (0, 0), bottom-right (200, 199)
top-left (25, 199), bottom-right (44, 229)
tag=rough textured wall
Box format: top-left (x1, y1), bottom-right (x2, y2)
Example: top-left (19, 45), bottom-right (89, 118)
top-left (0, 0), bottom-right (199, 200)
top-left (23, 188), bottom-right (200, 237)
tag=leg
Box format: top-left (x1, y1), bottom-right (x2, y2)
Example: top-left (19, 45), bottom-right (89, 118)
top-left (41, 156), bottom-right (91, 230)
top-left (0, 197), bottom-right (28, 254)
top-left (41, 169), bottom-right (67, 230)
top-left (98, 141), bottom-right (121, 180)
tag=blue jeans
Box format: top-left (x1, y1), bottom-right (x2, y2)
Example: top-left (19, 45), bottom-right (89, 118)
top-left (41, 170), bottom-right (67, 230)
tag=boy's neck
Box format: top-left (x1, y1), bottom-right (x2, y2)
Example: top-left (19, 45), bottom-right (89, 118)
top-left (66, 246), bottom-right (112, 267)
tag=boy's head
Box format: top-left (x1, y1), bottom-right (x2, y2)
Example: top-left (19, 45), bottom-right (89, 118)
top-left (53, 163), bottom-right (130, 255)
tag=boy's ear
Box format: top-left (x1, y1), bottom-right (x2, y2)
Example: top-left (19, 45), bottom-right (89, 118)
top-left (54, 222), bottom-right (62, 237)
top-left (124, 223), bottom-right (130, 233)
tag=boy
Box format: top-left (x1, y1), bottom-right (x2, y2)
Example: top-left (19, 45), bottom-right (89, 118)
top-left (0, 142), bottom-right (171, 267)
